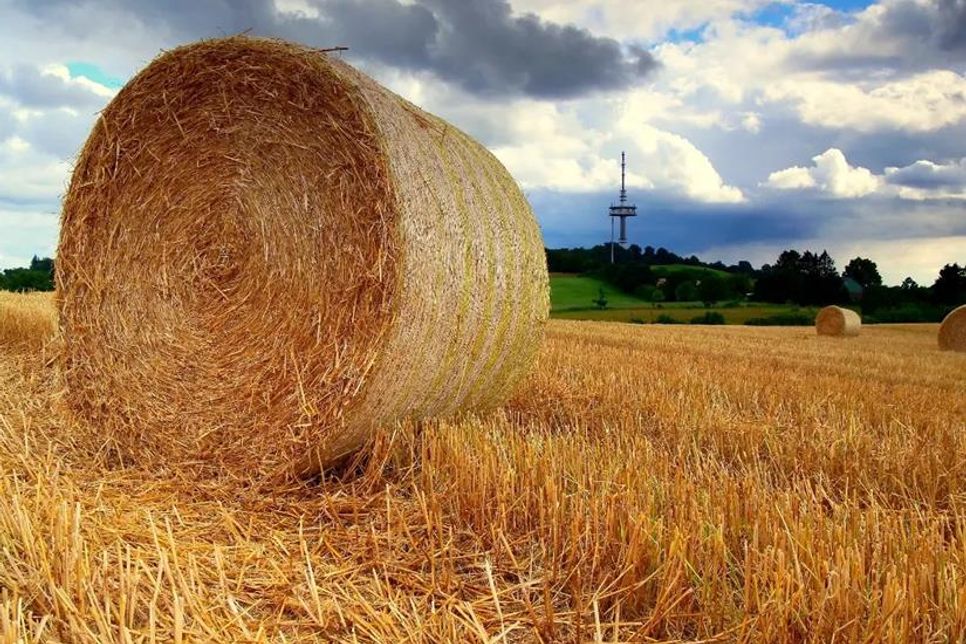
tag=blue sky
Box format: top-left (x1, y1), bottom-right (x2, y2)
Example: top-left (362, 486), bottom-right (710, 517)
top-left (0, 0), bottom-right (963, 284)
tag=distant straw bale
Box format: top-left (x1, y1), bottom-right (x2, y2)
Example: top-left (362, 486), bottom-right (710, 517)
top-left (938, 304), bottom-right (966, 352)
top-left (815, 305), bottom-right (861, 337)
top-left (0, 292), bottom-right (56, 352)
top-left (57, 37), bottom-right (549, 479)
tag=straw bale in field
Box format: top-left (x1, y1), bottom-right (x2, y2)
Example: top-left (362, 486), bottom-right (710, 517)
top-left (56, 37), bottom-right (549, 479)
top-left (815, 305), bottom-right (861, 337)
top-left (938, 304), bottom-right (966, 352)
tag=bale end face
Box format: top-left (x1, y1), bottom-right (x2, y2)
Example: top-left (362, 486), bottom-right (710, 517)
top-left (815, 305), bottom-right (861, 337)
top-left (938, 304), bottom-right (966, 352)
top-left (56, 36), bottom-right (549, 480)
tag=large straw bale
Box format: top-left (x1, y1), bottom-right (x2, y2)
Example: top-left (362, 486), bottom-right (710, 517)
top-left (815, 305), bottom-right (861, 337)
top-left (57, 37), bottom-right (549, 479)
top-left (938, 304), bottom-right (966, 352)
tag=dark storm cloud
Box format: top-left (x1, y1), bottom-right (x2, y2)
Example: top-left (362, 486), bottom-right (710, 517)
top-left (0, 64), bottom-right (107, 109)
top-left (528, 187), bottom-right (966, 260)
top-left (528, 190), bottom-right (815, 253)
top-left (414, 0), bottom-right (657, 96)
top-left (16, 0), bottom-right (656, 98)
top-left (793, 0), bottom-right (966, 74)
top-left (937, 0), bottom-right (966, 50)
top-left (872, 0), bottom-right (966, 53)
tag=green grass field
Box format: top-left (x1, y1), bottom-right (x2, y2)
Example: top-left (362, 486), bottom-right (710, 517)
top-left (550, 274), bottom-right (649, 310)
top-left (550, 273), bottom-right (813, 324)
top-left (649, 263), bottom-right (731, 278)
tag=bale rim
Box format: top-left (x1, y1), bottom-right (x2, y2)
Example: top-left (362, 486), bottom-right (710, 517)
top-left (57, 36), bottom-right (549, 480)
top-left (938, 304), bottom-right (966, 352)
top-left (815, 305), bottom-right (861, 337)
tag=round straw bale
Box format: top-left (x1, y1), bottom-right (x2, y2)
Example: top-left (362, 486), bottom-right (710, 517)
top-left (815, 305), bottom-right (861, 337)
top-left (938, 304), bottom-right (966, 352)
top-left (57, 37), bottom-right (549, 479)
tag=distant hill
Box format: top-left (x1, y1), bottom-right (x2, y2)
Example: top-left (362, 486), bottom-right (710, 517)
top-left (649, 264), bottom-right (731, 279)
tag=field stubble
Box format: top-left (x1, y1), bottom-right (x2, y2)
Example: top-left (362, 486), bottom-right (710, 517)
top-left (1, 293), bottom-right (964, 642)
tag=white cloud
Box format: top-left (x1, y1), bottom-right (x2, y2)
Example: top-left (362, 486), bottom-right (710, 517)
top-left (0, 209), bottom-right (59, 269)
top-left (763, 70), bottom-right (966, 133)
top-left (765, 165), bottom-right (816, 190)
top-left (0, 137), bottom-right (70, 203)
top-left (765, 149), bottom-right (966, 200)
top-left (371, 64), bottom-right (743, 202)
top-left (764, 148), bottom-right (881, 198)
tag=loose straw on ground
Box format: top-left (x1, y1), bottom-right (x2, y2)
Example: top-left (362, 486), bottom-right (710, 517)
top-left (57, 36), bottom-right (549, 481)
top-left (938, 304), bottom-right (966, 352)
top-left (815, 305), bottom-right (861, 337)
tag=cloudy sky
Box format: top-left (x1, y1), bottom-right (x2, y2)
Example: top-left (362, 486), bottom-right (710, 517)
top-left (0, 0), bottom-right (964, 283)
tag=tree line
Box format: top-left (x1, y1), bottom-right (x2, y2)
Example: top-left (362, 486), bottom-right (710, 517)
top-left (547, 244), bottom-right (966, 322)
top-left (0, 256), bottom-right (54, 292)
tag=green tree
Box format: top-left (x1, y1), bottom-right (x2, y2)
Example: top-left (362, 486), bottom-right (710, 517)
top-left (592, 287), bottom-right (608, 310)
top-left (698, 276), bottom-right (729, 306)
top-left (675, 281), bottom-right (699, 302)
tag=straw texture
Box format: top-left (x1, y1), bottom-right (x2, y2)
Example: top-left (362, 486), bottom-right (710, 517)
top-left (815, 305), bottom-right (861, 337)
top-left (57, 37), bottom-right (548, 479)
top-left (938, 304), bottom-right (966, 352)
top-left (0, 292), bottom-right (57, 352)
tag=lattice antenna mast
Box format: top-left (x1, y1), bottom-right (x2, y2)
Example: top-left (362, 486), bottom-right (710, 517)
top-left (620, 152), bottom-right (627, 204)
top-left (608, 151), bottom-right (637, 263)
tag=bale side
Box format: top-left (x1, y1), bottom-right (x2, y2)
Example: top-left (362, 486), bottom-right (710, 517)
top-left (816, 305), bottom-right (861, 337)
top-left (312, 61), bottom-right (549, 467)
top-left (938, 304), bottom-right (966, 352)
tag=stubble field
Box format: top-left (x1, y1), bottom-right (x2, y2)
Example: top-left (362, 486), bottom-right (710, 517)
top-left (1, 291), bottom-right (964, 642)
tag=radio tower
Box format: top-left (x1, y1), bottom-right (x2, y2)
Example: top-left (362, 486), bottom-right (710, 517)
top-left (608, 151), bottom-right (637, 264)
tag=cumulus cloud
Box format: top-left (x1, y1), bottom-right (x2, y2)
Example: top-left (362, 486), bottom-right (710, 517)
top-left (0, 137), bottom-right (70, 204)
top-left (16, 0), bottom-right (657, 98)
top-left (789, 0), bottom-right (966, 73)
top-left (885, 158), bottom-right (966, 189)
top-left (764, 148), bottom-right (881, 198)
top-left (763, 70), bottom-right (966, 133)
top-left (0, 63), bottom-right (114, 109)
top-left (765, 148), bottom-right (966, 200)
top-left (884, 158), bottom-right (966, 199)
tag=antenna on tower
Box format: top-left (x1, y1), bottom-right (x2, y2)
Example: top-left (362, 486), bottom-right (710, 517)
top-left (608, 151), bottom-right (638, 264)
top-left (619, 151), bottom-right (627, 204)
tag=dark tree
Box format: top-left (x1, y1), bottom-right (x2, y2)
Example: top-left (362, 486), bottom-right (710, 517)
top-left (932, 263), bottom-right (966, 305)
top-left (698, 275), bottom-right (729, 306)
top-left (843, 257), bottom-right (882, 289)
top-left (675, 281), bottom-right (699, 302)
top-left (593, 287), bottom-right (608, 310)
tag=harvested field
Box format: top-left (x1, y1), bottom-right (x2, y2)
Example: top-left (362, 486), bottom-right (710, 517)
top-left (1, 293), bottom-right (964, 642)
